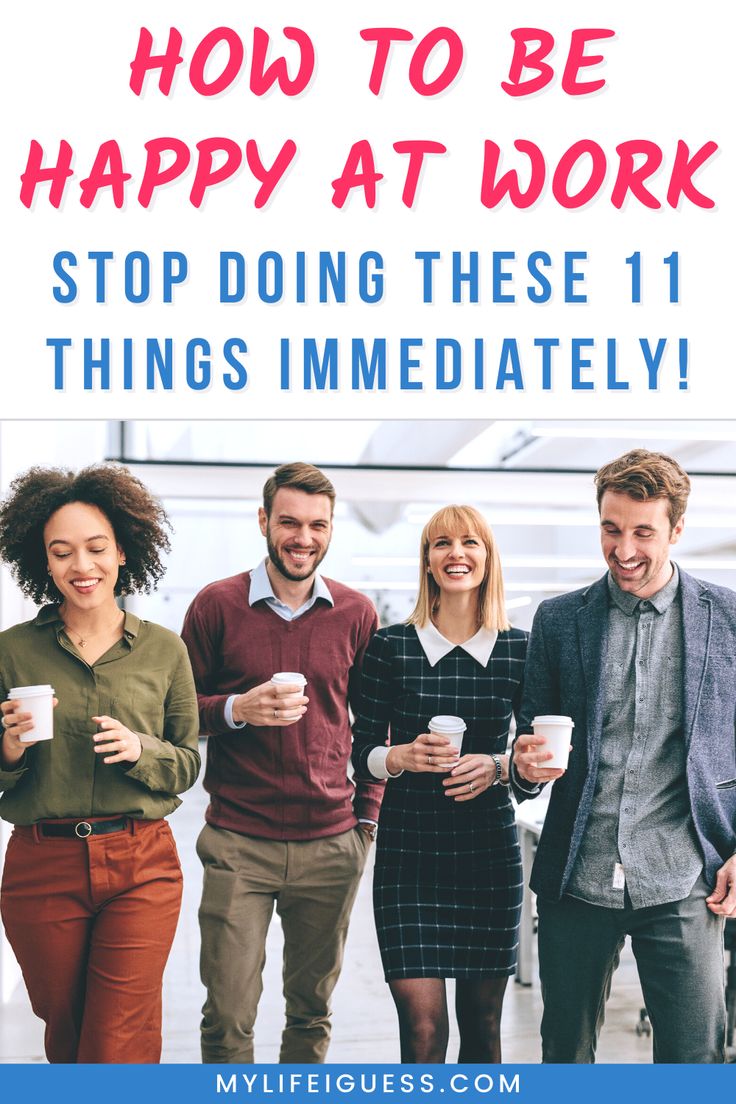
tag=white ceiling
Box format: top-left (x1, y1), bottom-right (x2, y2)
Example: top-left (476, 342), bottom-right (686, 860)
top-left (123, 419), bottom-right (736, 627)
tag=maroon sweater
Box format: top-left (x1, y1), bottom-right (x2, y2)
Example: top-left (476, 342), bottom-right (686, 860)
top-left (181, 571), bottom-right (383, 839)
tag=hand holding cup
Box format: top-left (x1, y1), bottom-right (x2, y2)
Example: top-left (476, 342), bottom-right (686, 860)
top-left (386, 730), bottom-right (460, 775)
top-left (1, 689), bottom-right (58, 768)
top-left (513, 716), bottom-right (574, 784)
top-left (232, 674), bottom-right (309, 727)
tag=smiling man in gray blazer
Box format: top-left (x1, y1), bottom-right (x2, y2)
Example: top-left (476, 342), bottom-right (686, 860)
top-left (511, 449), bottom-right (736, 1064)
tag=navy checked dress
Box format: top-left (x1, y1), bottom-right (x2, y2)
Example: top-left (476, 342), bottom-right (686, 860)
top-left (352, 623), bottom-right (527, 979)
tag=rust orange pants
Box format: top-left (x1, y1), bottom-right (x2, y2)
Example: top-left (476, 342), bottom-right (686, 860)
top-left (0, 817), bottom-right (182, 1063)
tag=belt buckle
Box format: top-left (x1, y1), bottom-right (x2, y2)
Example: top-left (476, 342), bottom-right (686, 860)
top-left (74, 821), bottom-right (93, 838)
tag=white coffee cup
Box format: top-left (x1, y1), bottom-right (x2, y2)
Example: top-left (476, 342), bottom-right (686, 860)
top-left (271, 673), bottom-right (307, 720)
top-left (428, 715), bottom-right (466, 754)
top-left (271, 672), bottom-right (307, 690)
top-left (531, 715), bottom-right (575, 769)
top-left (7, 684), bottom-right (55, 743)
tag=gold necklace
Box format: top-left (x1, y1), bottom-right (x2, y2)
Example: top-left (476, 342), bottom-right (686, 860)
top-left (63, 610), bottom-right (124, 649)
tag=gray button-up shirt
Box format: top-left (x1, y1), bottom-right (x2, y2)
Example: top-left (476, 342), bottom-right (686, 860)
top-left (567, 565), bottom-right (703, 908)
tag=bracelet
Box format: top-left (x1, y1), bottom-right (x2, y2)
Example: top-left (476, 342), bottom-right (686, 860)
top-left (491, 754), bottom-right (510, 786)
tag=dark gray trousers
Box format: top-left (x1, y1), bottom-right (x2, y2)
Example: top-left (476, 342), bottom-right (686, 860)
top-left (537, 876), bottom-right (726, 1063)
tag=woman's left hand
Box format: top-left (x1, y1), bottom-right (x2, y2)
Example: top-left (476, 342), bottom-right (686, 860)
top-left (443, 753), bottom-right (499, 801)
top-left (92, 715), bottom-right (142, 765)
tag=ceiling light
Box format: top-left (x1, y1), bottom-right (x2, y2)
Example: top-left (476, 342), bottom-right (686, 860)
top-left (506, 596), bottom-right (532, 610)
top-left (530, 423), bottom-right (736, 442)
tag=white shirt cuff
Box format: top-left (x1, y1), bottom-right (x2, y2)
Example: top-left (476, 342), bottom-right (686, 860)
top-left (225, 695), bottom-right (246, 730)
top-left (367, 746), bottom-right (403, 780)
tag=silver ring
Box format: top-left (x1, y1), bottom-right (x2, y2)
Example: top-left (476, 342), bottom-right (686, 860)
top-left (274, 709), bottom-right (278, 718)
top-left (469, 782), bottom-right (475, 793)
top-left (427, 754), bottom-right (432, 765)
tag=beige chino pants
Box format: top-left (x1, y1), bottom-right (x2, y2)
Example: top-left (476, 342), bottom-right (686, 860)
top-left (197, 822), bottom-right (371, 1063)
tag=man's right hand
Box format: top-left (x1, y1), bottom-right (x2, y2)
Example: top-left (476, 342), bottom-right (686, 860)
top-left (231, 682), bottom-right (309, 727)
top-left (512, 731), bottom-right (567, 785)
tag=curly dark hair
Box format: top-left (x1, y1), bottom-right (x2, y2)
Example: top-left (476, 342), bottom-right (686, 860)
top-left (0, 464), bottom-right (172, 605)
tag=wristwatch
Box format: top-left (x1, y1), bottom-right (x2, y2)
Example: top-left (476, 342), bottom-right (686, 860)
top-left (359, 822), bottom-right (377, 841)
top-left (491, 754), bottom-right (510, 786)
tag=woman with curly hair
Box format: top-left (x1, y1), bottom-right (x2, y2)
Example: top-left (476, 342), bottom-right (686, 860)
top-left (352, 505), bottom-right (526, 1063)
top-left (0, 464), bottom-right (200, 1064)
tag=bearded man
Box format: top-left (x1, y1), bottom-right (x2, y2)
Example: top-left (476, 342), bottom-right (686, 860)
top-left (182, 462), bottom-right (382, 1063)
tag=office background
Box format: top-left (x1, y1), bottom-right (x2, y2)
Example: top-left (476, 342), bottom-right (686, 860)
top-left (1, 418), bottom-right (735, 1061)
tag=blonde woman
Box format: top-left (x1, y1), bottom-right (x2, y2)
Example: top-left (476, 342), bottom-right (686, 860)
top-left (352, 506), bottom-right (526, 1063)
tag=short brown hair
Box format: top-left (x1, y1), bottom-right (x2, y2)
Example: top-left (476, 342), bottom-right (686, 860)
top-left (407, 505), bottom-right (510, 632)
top-left (594, 449), bottom-right (691, 527)
top-left (262, 462), bottom-right (336, 516)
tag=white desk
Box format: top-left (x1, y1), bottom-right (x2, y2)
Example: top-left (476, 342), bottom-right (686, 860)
top-left (514, 793), bottom-right (550, 986)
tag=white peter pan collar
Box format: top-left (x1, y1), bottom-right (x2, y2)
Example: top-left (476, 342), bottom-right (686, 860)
top-left (414, 621), bottom-right (499, 668)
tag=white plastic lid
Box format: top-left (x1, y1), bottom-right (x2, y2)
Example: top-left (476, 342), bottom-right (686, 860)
top-left (428, 715), bottom-right (466, 734)
top-left (532, 715), bottom-right (575, 727)
top-left (8, 684), bottom-right (55, 698)
top-left (271, 672), bottom-right (307, 685)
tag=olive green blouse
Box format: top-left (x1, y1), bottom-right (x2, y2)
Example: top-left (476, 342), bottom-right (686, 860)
top-left (0, 606), bottom-right (201, 824)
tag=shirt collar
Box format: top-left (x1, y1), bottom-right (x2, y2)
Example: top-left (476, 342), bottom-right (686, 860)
top-left (607, 562), bottom-right (680, 615)
top-left (34, 604), bottom-right (140, 643)
top-left (414, 620), bottom-right (498, 668)
top-left (121, 611), bottom-right (140, 640)
top-left (248, 558), bottom-right (334, 608)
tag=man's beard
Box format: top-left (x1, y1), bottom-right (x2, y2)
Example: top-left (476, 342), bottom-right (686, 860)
top-left (266, 532), bottom-right (326, 583)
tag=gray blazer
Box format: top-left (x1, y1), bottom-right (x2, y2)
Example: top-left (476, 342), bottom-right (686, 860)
top-left (511, 567), bottom-right (736, 901)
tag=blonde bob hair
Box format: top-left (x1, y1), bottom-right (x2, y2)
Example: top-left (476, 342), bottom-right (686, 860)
top-left (407, 505), bottom-right (510, 632)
